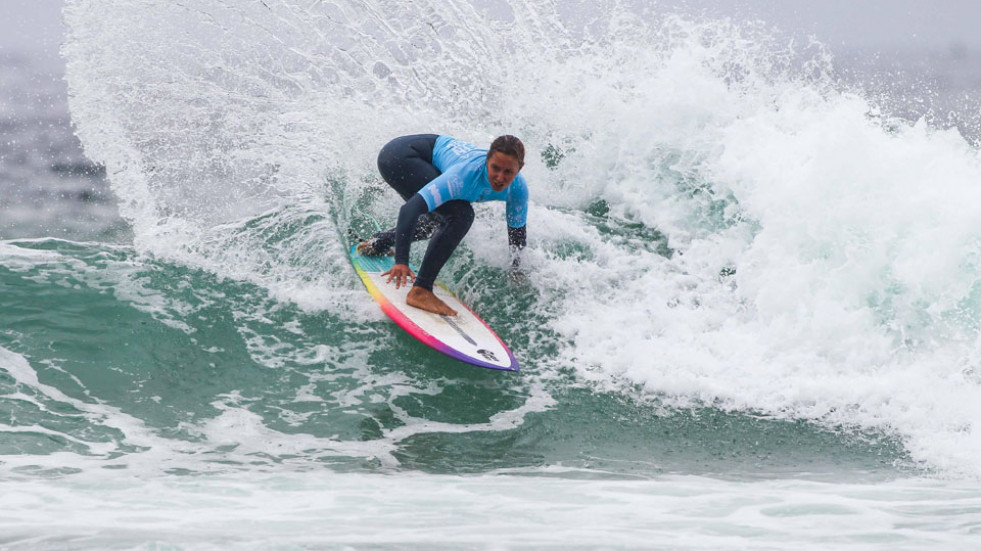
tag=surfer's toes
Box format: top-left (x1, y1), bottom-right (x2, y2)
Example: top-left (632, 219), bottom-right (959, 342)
top-left (429, 303), bottom-right (455, 316)
top-left (429, 305), bottom-right (457, 316)
top-left (357, 240), bottom-right (394, 256)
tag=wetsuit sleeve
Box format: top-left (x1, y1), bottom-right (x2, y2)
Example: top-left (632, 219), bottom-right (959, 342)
top-left (507, 225), bottom-right (526, 249)
top-left (394, 194), bottom-right (429, 266)
top-left (505, 177), bottom-right (529, 268)
top-left (508, 225), bottom-right (526, 269)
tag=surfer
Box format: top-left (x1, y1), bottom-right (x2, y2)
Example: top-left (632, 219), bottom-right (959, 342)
top-left (358, 134), bottom-right (528, 316)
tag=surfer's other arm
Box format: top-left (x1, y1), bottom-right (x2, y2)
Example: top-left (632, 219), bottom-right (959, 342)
top-left (508, 224), bottom-right (526, 269)
top-left (381, 194), bottom-right (425, 289)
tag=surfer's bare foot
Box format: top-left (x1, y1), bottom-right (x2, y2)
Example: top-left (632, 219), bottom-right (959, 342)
top-left (356, 239), bottom-right (393, 256)
top-left (407, 286), bottom-right (457, 316)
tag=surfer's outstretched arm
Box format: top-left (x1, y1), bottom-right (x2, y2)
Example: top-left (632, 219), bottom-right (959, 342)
top-left (393, 194), bottom-right (428, 265)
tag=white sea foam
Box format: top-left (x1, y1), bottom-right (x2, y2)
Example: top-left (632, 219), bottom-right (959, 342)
top-left (1, 469), bottom-right (979, 550)
top-left (509, 25), bottom-right (981, 476)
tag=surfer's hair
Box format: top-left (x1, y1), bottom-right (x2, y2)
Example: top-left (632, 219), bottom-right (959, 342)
top-left (488, 135), bottom-right (525, 167)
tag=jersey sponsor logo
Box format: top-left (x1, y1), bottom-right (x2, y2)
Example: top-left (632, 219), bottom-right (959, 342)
top-left (430, 186), bottom-right (443, 205)
top-left (449, 139), bottom-right (477, 157)
top-left (447, 175), bottom-right (463, 196)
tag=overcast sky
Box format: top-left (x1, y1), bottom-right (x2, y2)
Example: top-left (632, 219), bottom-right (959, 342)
top-left (685, 0), bottom-right (981, 51)
top-left (2, 0), bottom-right (980, 57)
top-left (0, 0), bottom-right (63, 56)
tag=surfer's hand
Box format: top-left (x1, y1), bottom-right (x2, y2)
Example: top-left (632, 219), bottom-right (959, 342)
top-left (382, 264), bottom-right (415, 289)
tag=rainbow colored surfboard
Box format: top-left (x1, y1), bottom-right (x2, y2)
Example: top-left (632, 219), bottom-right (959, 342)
top-left (350, 245), bottom-right (519, 371)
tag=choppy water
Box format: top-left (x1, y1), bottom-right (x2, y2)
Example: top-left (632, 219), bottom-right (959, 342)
top-left (3, 1), bottom-right (981, 548)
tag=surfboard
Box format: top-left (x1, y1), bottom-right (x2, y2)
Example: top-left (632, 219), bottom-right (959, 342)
top-left (349, 245), bottom-right (519, 371)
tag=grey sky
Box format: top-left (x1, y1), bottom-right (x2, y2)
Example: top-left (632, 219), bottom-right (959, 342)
top-left (2, 0), bottom-right (980, 57)
top-left (0, 0), bottom-right (63, 56)
top-left (683, 0), bottom-right (981, 51)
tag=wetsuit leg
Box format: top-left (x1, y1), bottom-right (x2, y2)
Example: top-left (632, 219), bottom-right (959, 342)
top-left (369, 213), bottom-right (440, 250)
top-left (371, 134), bottom-right (441, 248)
top-left (414, 200), bottom-right (475, 291)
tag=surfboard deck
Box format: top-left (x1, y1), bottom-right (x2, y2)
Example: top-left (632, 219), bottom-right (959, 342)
top-left (349, 245), bottom-right (519, 371)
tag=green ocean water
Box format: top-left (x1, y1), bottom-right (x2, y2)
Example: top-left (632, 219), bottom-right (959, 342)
top-left (0, 236), bottom-right (911, 481)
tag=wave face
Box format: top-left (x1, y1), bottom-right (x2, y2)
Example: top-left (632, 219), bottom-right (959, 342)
top-left (55, 0), bottom-right (981, 481)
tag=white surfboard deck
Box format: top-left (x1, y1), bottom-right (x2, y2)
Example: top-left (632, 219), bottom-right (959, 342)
top-left (350, 246), bottom-right (518, 371)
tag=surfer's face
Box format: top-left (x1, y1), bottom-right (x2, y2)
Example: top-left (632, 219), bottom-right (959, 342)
top-left (487, 152), bottom-right (522, 192)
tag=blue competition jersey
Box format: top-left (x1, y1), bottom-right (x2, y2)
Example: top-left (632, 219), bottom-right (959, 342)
top-left (418, 136), bottom-right (529, 228)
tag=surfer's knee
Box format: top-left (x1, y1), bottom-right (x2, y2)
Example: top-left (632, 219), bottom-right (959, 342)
top-left (460, 203), bottom-right (475, 228)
